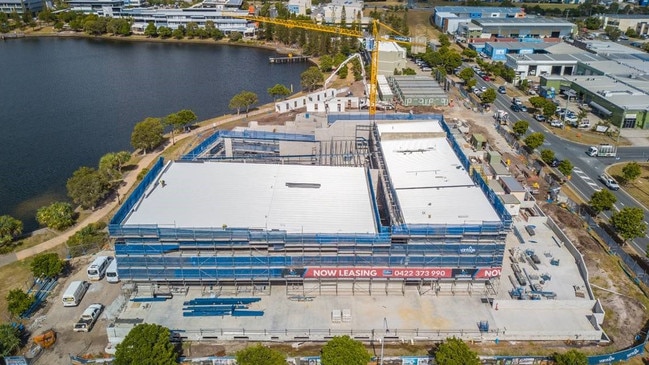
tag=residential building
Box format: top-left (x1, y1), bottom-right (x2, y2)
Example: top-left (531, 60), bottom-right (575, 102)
top-left (1, 0), bottom-right (43, 14)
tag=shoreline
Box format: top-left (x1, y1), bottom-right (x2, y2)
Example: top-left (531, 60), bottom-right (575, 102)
top-left (19, 28), bottom-right (303, 56)
top-left (5, 31), bottom-right (313, 239)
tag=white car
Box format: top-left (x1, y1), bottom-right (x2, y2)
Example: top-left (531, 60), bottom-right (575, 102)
top-left (535, 114), bottom-right (546, 122)
top-left (550, 119), bottom-right (563, 128)
top-left (599, 174), bottom-right (620, 190)
top-left (480, 86), bottom-right (487, 92)
top-left (564, 115), bottom-right (578, 123)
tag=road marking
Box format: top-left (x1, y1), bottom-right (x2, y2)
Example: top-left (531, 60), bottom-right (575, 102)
top-left (572, 167), bottom-right (600, 189)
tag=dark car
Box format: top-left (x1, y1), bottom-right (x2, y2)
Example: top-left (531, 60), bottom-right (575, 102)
top-left (498, 86), bottom-right (506, 94)
top-left (550, 158), bottom-right (561, 167)
top-left (511, 104), bottom-right (527, 112)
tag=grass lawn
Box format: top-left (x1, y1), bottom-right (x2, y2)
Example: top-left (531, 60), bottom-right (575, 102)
top-left (608, 162), bottom-right (649, 209)
top-left (0, 260), bottom-right (36, 321)
top-left (547, 125), bottom-right (631, 147)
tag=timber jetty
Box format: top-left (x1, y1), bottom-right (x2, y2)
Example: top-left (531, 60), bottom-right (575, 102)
top-left (269, 55), bottom-right (309, 64)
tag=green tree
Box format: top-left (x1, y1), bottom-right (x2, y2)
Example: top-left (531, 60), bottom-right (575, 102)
top-left (30, 252), bottom-right (64, 278)
top-left (625, 27), bottom-right (638, 38)
top-left (0, 323), bottom-right (21, 357)
top-left (66, 166), bottom-right (110, 210)
top-left (524, 132), bottom-right (545, 150)
top-left (114, 324), bottom-right (179, 365)
top-left (229, 91), bottom-right (258, 116)
top-left (301, 66), bottom-right (324, 92)
top-left (557, 159), bottom-right (574, 177)
top-left (144, 22), bottom-right (157, 37)
top-left (164, 109), bottom-right (197, 144)
top-left (158, 26), bottom-right (172, 38)
top-left (236, 344), bottom-right (286, 365)
top-left (589, 189), bottom-right (617, 214)
top-left (6, 289), bottom-right (34, 317)
top-left (228, 31), bottom-right (243, 42)
top-left (622, 162), bottom-right (641, 183)
top-left (611, 207), bottom-right (647, 243)
top-left (66, 222), bottom-right (108, 257)
top-left (458, 68), bottom-right (474, 83)
top-left (461, 48), bottom-right (477, 61)
top-left (172, 28), bottom-right (184, 39)
top-left (542, 102), bottom-right (557, 119)
top-left (480, 88), bottom-right (497, 104)
top-left (541, 149), bottom-right (555, 164)
top-left (605, 26), bottom-right (622, 41)
top-left (466, 79), bottom-right (477, 90)
top-left (512, 120), bottom-right (529, 138)
top-left (36, 201), bottom-right (76, 230)
top-left (99, 151), bottom-right (131, 174)
top-left (321, 335), bottom-right (371, 365)
top-left (267, 84), bottom-right (291, 100)
top-left (0, 215), bottom-right (23, 247)
top-left (584, 17), bottom-right (602, 30)
top-left (131, 117), bottom-right (164, 153)
top-left (438, 34), bottom-right (450, 47)
top-left (554, 349), bottom-right (588, 365)
top-left (319, 54), bottom-right (335, 72)
top-left (434, 337), bottom-right (480, 365)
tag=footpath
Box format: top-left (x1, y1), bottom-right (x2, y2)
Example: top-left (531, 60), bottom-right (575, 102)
top-left (0, 105), bottom-right (275, 269)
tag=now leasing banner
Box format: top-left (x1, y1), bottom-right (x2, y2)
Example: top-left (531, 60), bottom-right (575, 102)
top-left (302, 267), bottom-right (502, 279)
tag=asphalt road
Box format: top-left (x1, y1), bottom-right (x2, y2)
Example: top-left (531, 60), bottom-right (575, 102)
top-left (471, 74), bottom-right (649, 255)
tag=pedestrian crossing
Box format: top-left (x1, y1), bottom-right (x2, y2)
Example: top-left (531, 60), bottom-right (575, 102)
top-left (572, 167), bottom-right (601, 191)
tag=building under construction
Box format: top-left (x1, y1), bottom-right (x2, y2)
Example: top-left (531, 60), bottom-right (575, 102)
top-left (109, 113), bottom-right (511, 294)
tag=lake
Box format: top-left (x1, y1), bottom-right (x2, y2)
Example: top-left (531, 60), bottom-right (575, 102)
top-left (0, 37), bottom-right (310, 232)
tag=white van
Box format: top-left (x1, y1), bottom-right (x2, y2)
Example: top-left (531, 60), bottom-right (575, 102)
top-left (62, 280), bottom-right (89, 307)
top-left (106, 259), bottom-right (119, 283)
top-left (87, 256), bottom-right (112, 281)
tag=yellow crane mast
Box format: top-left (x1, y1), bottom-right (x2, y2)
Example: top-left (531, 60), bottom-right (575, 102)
top-left (228, 14), bottom-right (417, 116)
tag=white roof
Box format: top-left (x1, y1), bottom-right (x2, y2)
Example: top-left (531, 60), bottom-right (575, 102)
top-left (124, 161), bottom-right (377, 234)
top-left (377, 120), bottom-right (500, 225)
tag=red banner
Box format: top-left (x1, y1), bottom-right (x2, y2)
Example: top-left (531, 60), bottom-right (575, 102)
top-left (303, 267), bottom-right (502, 279)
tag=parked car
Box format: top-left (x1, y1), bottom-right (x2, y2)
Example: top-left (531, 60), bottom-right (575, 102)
top-left (482, 75), bottom-right (491, 81)
top-left (535, 114), bottom-right (546, 122)
top-left (480, 86), bottom-right (487, 92)
top-left (564, 115), bottom-right (578, 123)
top-left (550, 119), bottom-right (564, 128)
top-left (512, 97), bottom-right (523, 106)
top-left (498, 86), bottom-right (507, 94)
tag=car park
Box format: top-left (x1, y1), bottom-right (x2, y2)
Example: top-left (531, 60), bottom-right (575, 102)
top-left (498, 86), bottom-right (506, 94)
top-left (535, 114), bottom-right (546, 122)
top-left (550, 119), bottom-right (564, 128)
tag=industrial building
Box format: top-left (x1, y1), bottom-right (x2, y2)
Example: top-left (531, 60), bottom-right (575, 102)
top-left (109, 114), bottom-right (510, 292)
top-left (459, 17), bottom-right (576, 40)
top-left (431, 6), bottom-right (524, 34)
top-left (598, 14), bottom-right (649, 36)
top-left (388, 75), bottom-right (449, 107)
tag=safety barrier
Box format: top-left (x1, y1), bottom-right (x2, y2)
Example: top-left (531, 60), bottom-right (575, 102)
top-left (109, 157), bottom-right (165, 229)
top-left (20, 278), bottom-right (57, 319)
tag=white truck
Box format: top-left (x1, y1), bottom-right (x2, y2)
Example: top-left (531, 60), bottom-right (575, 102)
top-left (73, 303), bottom-right (103, 332)
top-left (587, 144), bottom-right (616, 157)
top-left (494, 110), bottom-right (509, 125)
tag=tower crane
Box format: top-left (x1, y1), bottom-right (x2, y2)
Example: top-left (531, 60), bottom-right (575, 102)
top-left (226, 14), bottom-right (421, 115)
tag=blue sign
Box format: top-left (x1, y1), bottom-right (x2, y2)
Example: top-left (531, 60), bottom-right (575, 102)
top-left (587, 342), bottom-right (645, 364)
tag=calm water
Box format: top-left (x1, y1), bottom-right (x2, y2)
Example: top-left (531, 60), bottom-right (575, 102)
top-left (0, 37), bottom-right (309, 232)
